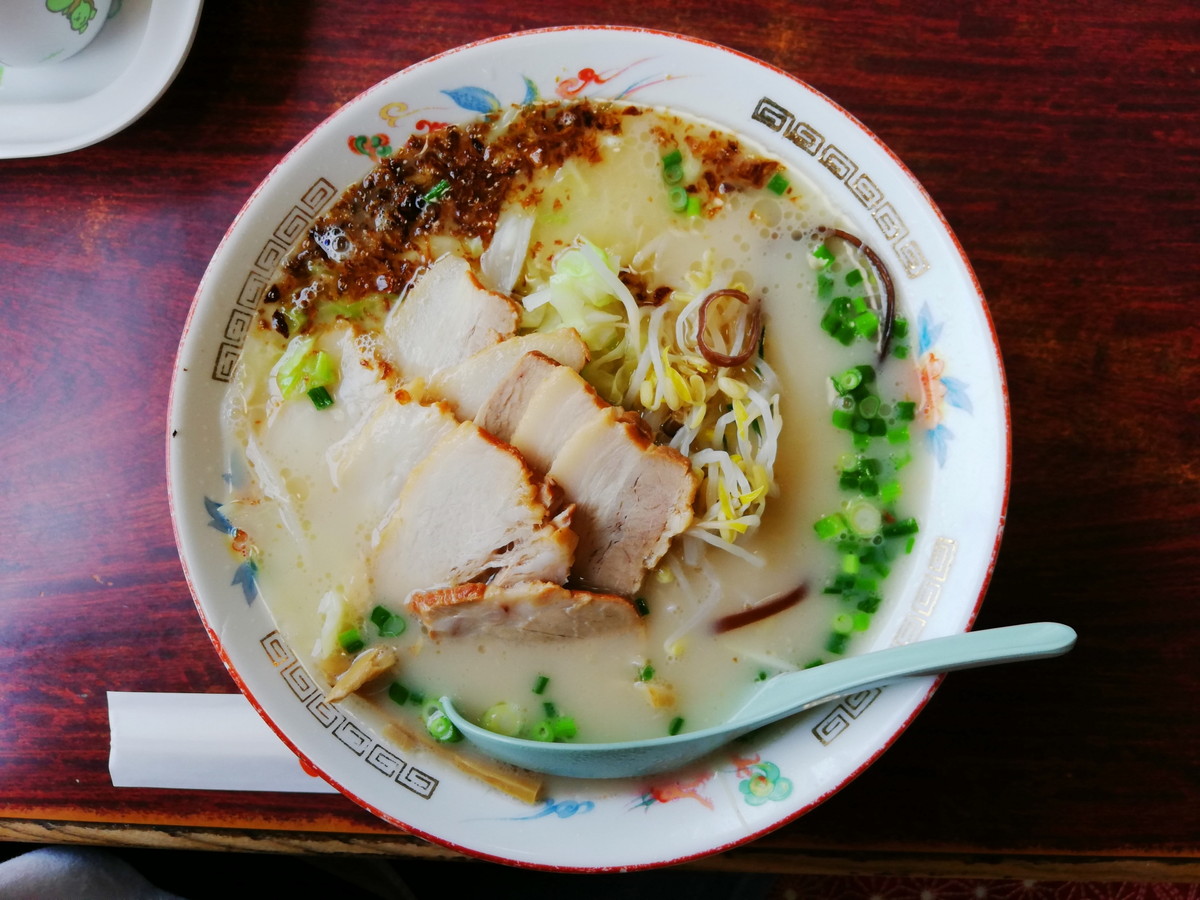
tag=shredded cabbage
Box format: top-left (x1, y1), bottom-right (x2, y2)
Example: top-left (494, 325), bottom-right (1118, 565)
top-left (270, 335), bottom-right (336, 401)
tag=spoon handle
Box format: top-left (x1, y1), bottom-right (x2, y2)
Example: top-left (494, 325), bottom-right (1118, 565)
top-left (730, 622), bottom-right (1077, 730)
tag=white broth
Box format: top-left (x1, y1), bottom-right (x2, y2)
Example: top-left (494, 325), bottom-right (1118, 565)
top-left (220, 99), bottom-right (928, 746)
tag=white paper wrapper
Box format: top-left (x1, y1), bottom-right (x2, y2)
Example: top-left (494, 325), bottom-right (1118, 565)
top-left (107, 692), bottom-right (338, 793)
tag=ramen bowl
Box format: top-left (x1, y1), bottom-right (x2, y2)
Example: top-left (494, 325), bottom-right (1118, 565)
top-left (168, 26), bottom-right (1007, 870)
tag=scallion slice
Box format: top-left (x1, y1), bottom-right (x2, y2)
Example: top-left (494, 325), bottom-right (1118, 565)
top-left (337, 627), bottom-right (364, 655)
top-left (388, 682), bottom-right (409, 706)
top-left (422, 179), bottom-right (450, 202)
top-left (370, 604), bottom-right (406, 637)
top-left (307, 385), bottom-right (333, 409)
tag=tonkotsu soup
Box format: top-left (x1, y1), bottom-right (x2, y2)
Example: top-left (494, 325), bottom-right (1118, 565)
top-left (218, 98), bottom-right (930, 762)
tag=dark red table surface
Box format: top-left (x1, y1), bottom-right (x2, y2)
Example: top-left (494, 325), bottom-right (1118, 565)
top-left (1, 0), bottom-right (1197, 879)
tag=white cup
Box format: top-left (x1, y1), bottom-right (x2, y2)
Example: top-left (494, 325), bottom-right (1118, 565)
top-left (0, 0), bottom-right (114, 68)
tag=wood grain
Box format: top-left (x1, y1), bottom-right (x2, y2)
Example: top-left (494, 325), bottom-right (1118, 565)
top-left (0, 0), bottom-right (1196, 877)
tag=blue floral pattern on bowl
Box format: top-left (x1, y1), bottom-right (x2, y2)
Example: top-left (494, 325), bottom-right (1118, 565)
top-left (916, 302), bottom-right (972, 468)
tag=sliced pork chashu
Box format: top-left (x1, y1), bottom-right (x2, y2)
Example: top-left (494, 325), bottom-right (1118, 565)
top-left (473, 352), bottom-right (699, 596)
top-left (503, 355), bottom-right (613, 473)
top-left (427, 328), bottom-right (589, 423)
top-left (474, 351), bottom-right (565, 445)
top-left (549, 410), bottom-right (698, 596)
top-left (382, 254), bottom-right (522, 381)
top-left (327, 392), bottom-right (459, 529)
top-left (373, 422), bottom-right (577, 604)
top-left (408, 580), bottom-right (641, 641)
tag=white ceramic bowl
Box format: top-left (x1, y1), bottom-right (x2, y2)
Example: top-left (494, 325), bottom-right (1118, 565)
top-left (0, 0), bottom-right (112, 68)
top-left (169, 27), bottom-right (1008, 871)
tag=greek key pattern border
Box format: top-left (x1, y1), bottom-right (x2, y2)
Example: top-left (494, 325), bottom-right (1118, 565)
top-left (891, 536), bottom-right (957, 647)
top-left (751, 97), bottom-right (931, 278)
top-left (259, 630), bottom-right (439, 799)
top-left (811, 688), bottom-right (883, 745)
top-left (211, 177), bottom-right (338, 382)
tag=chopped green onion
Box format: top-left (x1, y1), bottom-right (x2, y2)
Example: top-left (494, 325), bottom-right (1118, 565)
top-left (639, 664), bottom-right (655, 682)
top-left (803, 659), bottom-right (825, 669)
top-left (880, 479), bottom-right (903, 504)
top-left (833, 613), bottom-right (855, 635)
top-left (845, 268), bottom-right (864, 287)
top-left (388, 682), bottom-right (410, 706)
top-left (685, 194), bottom-right (702, 217)
top-left (668, 716), bottom-right (685, 736)
top-left (766, 172), bottom-right (789, 195)
top-left (835, 368), bottom-right (862, 393)
top-left (887, 426), bottom-right (910, 445)
top-left (532, 674), bottom-right (550, 695)
top-left (814, 513), bottom-right (847, 541)
top-left (424, 701), bottom-right (462, 743)
top-left (882, 517), bottom-right (920, 538)
top-left (661, 148), bottom-right (683, 168)
top-left (854, 576), bottom-right (879, 594)
top-left (663, 163), bottom-right (685, 184)
top-left (831, 409), bottom-right (855, 430)
top-left (853, 310), bottom-right (880, 338)
top-left (895, 401), bottom-right (916, 421)
top-left (826, 631), bottom-right (850, 655)
top-left (532, 716), bottom-right (578, 743)
top-left (337, 627), bottom-right (364, 654)
top-left (667, 184), bottom-right (689, 211)
top-left (308, 385), bottom-right (334, 409)
top-left (370, 605), bottom-right (406, 637)
top-left (422, 179), bottom-right (450, 202)
top-left (857, 595), bottom-right (882, 614)
top-left (813, 243), bottom-right (835, 267)
top-left (543, 701), bottom-right (557, 719)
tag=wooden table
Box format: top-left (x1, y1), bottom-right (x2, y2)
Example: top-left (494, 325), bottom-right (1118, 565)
top-left (1, 0), bottom-right (1196, 881)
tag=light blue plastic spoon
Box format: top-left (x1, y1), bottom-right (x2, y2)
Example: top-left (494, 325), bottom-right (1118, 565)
top-left (441, 621), bottom-right (1076, 780)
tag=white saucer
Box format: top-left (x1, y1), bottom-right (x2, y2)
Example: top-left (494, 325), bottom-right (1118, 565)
top-left (0, 0), bottom-right (203, 159)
